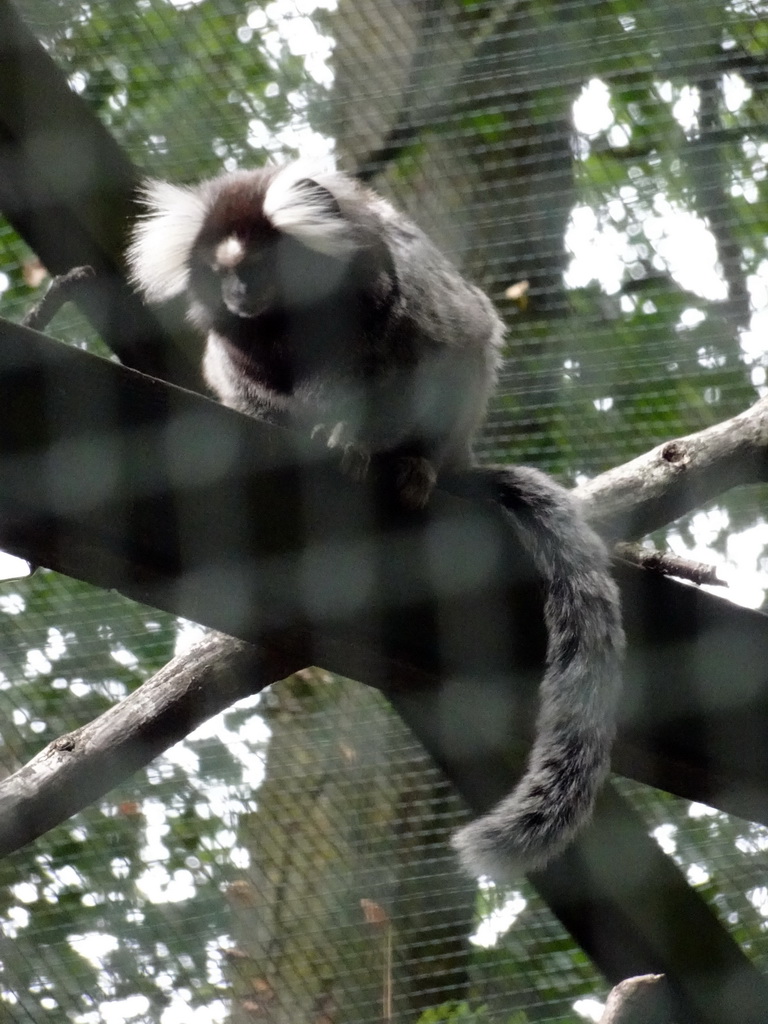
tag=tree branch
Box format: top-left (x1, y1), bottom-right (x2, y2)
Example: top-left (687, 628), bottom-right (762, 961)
top-left (1, 318), bottom-right (768, 1019)
top-left (598, 975), bottom-right (672, 1024)
top-left (614, 543), bottom-right (726, 587)
top-left (0, 0), bottom-right (202, 389)
top-left (0, 633), bottom-right (307, 858)
top-left (574, 394), bottom-right (768, 540)
top-left (22, 265), bottom-right (96, 332)
top-left (3, 314), bottom-right (768, 857)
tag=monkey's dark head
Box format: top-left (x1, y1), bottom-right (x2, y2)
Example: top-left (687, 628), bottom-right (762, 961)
top-left (127, 166), bottom-right (395, 333)
top-left (189, 174), bottom-right (358, 325)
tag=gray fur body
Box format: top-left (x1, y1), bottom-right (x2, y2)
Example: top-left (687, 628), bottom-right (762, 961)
top-left (127, 163), bottom-right (624, 881)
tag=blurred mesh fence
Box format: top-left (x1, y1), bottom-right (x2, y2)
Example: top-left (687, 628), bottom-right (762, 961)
top-left (1, 0), bottom-right (768, 1022)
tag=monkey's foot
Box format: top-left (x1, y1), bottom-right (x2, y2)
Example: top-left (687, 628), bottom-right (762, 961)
top-left (311, 422), bottom-right (371, 483)
top-left (396, 456), bottom-right (437, 510)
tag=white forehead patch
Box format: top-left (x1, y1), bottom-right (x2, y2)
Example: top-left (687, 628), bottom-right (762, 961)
top-left (214, 236), bottom-right (245, 269)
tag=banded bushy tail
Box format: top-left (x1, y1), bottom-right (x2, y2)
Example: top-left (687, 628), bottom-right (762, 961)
top-left (447, 464), bottom-right (624, 880)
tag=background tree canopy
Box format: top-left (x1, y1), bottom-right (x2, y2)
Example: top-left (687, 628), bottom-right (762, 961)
top-left (0, 0), bottom-right (768, 1022)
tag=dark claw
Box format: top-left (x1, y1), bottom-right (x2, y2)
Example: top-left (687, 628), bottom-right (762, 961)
top-left (311, 422), bottom-right (371, 483)
top-left (396, 456), bottom-right (437, 509)
top-left (340, 443), bottom-right (371, 482)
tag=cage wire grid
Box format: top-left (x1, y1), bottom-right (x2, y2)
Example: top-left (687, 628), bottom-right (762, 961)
top-left (0, 0), bottom-right (768, 1022)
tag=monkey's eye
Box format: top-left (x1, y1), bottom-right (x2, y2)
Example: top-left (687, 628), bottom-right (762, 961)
top-left (192, 253), bottom-right (223, 277)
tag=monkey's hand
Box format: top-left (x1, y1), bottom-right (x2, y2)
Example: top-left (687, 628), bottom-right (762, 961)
top-left (311, 421), bottom-right (371, 482)
top-left (310, 424), bottom-right (436, 509)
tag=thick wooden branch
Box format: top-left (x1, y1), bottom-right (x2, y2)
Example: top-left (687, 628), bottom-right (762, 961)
top-left (0, 0), bottom-right (201, 388)
top-left (575, 394), bottom-right (768, 540)
top-left (3, 313), bottom-right (768, 831)
top-left (1, 319), bottom-right (768, 1020)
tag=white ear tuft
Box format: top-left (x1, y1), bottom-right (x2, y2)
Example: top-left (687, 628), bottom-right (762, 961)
top-left (262, 166), bottom-right (356, 257)
top-left (126, 181), bottom-right (208, 302)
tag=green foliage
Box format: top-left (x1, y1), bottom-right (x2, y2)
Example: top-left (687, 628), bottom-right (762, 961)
top-left (28, 0), bottom-right (311, 175)
top-left (417, 1001), bottom-right (493, 1023)
top-left (0, 571), bottom-right (266, 1021)
top-left (416, 1000), bottom-right (530, 1024)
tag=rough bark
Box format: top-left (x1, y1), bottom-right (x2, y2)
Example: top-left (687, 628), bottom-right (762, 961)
top-left (575, 393), bottom-right (768, 540)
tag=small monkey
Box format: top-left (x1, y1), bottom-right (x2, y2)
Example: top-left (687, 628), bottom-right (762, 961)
top-left (128, 163), bottom-right (623, 881)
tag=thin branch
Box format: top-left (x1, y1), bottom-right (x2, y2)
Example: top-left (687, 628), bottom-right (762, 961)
top-left (0, 622), bottom-right (447, 859)
top-left (22, 265), bottom-right (95, 331)
top-left (574, 394), bottom-right (768, 540)
top-left (614, 543), bottom-right (726, 587)
top-left (0, 632), bottom-right (306, 858)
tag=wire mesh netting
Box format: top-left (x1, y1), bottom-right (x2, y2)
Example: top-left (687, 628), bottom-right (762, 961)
top-left (0, 570), bottom-right (612, 1024)
top-left (1, 0), bottom-right (768, 1022)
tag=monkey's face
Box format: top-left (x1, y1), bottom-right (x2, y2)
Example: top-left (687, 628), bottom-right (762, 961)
top-left (188, 225), bottom-right (277, 320)
top-left (190, 228), bottom-right (355, 325)
top-left (214, 241), bottom-right (278, 319)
